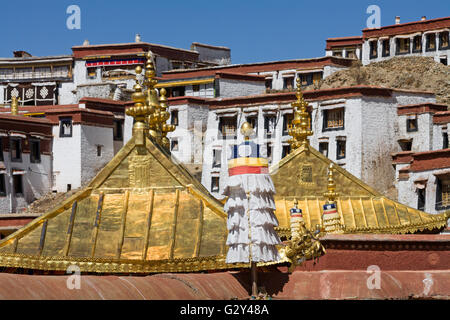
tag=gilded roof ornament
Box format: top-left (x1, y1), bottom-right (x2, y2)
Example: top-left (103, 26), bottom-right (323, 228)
top-left (288, 78), bottom-right (312, 152)
top-left (10, 96), bottom-right (19, 116)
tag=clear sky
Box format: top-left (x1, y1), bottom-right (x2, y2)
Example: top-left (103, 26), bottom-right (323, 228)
top-left (1, 0), bottom-right (448, 64)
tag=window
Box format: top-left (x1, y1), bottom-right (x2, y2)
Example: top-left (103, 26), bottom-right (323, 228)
top-left (406, 118), bottom-right (418, 132)
top-left (219, 116), bottom-right (237, 139)
top-left (412, 35), bottom-right (422, 53)
top-left (212, 149), bottom-right (221, 168)
top-left (13, 174), bottom-right (23, 196)
top-left (299, 74), bottom-right (313, 87)
top-left (346, 50), bottom-right (356, 59)
top-left (67, 184), bottom-right (72, 192)
top-left (396, 38), bottom-right (410, 55)
top-left (382, 39), bottom-right (390, 57)
top-left (113, 119), bottom-right (123, 141)
top-left (436, 177), bottom-right (450, 210)
top-left (282, 113), bottom-right (293, 136)
top-left (312, 72), bottom-right (322, 85)
top-left (192, 84), bottom-right (200, 92)
top-left (171, 138), bottom-right (179, 151)
top-left (59, 117), bottom-right (73, 137)
top-left (426, 33), bottom-right (436, 51)
top-left (170, 110), bottom-right (179, 126)
top-left (417, 188), bottom-right (426, 211)
top-left (319, 142), bottom-right (329, 157)
top-left (211, 176), bottom-right (220, 193)
top-left (87, 67), bottom-right (97, 79)
top-left (282, 145), bottom-right (290, 158)
top-left (267, 143), bottom-right (273, 164)
top-left (439, 31), bottom-right (449, 50)
top-left (336, 137), bottom-right (346, 160)
top-left (0, 139), bottom-right (3, 161)
top-left (0, 174), bottom-right (5, 196)
top-left (441, 57), bottom-right (448, 65)
top-left (265, 78), bottom-right (272, 90)
top-left (97, 145), bottom-right (102, 157)
top-left (332, 51), bottom-right (343, 57)
top-left (264, 115), bottom-right (276, 137)
top-left (300, 165), bottom-right (313, 183)
top-left (323, 108), bottom-right (344, 131)
top-left (30, 139), bottom-right (41, 163)
top-left (443, 132), bottom-right (449, 149)
top-left (369, 40), bottom-right (378, 59)
top-left (171, 86), bottom-right (185, 97)
top-left (398, 140), bottom-right (412, 151)
top-left (247, 116), bottom-right (258, 134)
top-left (10, 138), bottom-right (22, 162)
top-left (283, 76), bottom-right (294, 90)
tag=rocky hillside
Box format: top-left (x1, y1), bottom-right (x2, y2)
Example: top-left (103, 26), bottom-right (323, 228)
top-left (308, 56), bottom-right (450, 106)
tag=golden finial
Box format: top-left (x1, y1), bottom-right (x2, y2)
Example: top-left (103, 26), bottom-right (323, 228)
top-left (240, 121), bottom-right (254, 140)
top-left (159, 87), bottom-right (175, 150)
top-left (323, 163), bottom-right (338, 203)
top-left (126, 66), bottom-right (152, 146)
top-left (11, 96), bottom-right (19, 115)
top-left (287, 77), bottom-right (312, 151)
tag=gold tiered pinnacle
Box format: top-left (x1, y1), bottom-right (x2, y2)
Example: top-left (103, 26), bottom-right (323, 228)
top-left (288, 78), bottom-right (313, 151)
top-left (126, 51), bottom-right (176, 150)
top-left (322, 163), bottom-right (345, 234)
top-left (323, 163), bottom-right (338, 203)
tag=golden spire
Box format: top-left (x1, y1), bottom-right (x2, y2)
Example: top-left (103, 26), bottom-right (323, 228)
top-left (11, 96), bottom-right (19, 115)
top-left (323, 163), bottom-right (338, 203)
top-left (288, 78), bottom-right (312, 151)
top-left (126, 51), bottom-right (176, 149)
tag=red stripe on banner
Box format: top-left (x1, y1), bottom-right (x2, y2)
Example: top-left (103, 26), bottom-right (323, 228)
top-left (228, 166), bottom-right (269, 176)
top-left (323, 209), bottom-right (338, 214)
top-left (291, 214), bottom-right (302, 218)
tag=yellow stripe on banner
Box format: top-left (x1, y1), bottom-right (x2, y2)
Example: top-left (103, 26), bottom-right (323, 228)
top-left (227, 157), bottom-right (268, 168)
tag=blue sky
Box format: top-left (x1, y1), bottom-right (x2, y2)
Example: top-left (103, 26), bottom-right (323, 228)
top-left (1, 0), bottom-right (448, 64)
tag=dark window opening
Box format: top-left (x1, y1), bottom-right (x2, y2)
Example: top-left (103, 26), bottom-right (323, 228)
top-left (406, 118), bottom-right (418, 132)
top-left (87, 67), bottom-right (97, 79)
top-left (336, 139), bottom-right (346, 160)
top-left (247, 116), bottom-right (258, 134)
top-left (323, 108), bottom-right (345, 131)
top-left (282, 145), bottom-right (291, 158)
top-left (211, 176), bottom-right (220, 193)
top-left (265, 79), bottom-right (272, 90)
top-left (113, 119), bottom-right (123, 141)
top-left (30, 139), bottom-right (41, 163)
top-left (170, 110), bottom-right (179, 126)
top-left (443, 132), bottom-right (449, 149)
top-left (171, 138), bottom-right (179, 151)
top-left (426, 33), bottom-right (436, 51)
top-left (283, 113), bottom-right (293, 136)
top-left (319, 142), bottom-right (329, 157)
top-left (10, 138), bottom-right (22, 162)
top-left (382, 39), bottom-right (390, 57)
top-left (0, 174), bottom-right (5, 196)
top-left (267, 143), bottom-right (273, 164)
top-left (192, 84), bottom-right (200, 92)
top-left (412, 35), bottom-right (422, 53)
top-left (67, 184), bottom-right (72, 192)
top-left (332, 51), bottom-right (343, 57)
top-left (346, 50), bottom-right (357, 59)
top-left (97, 145), bottom-right (102, 157)
top-left (219, 117), bottom-right (237, 139)
top-left (417, 188), bottom-right (426, 211)
top-left (0, 139), bottom-right (3, 161)
top-left (439, 31), bottom-right (449, 50)
top-left (398, 140), bottom-right (412, 151)
top-left (13, 175), bottom-right (23, 196)
top-left (396, 38), bottom-right (410, 55)
top-left (283, 76), bottom-right (294, 90)
top-left (369, 41), bottom-right (378, 59)
top-left (299, 74), bottom-right (313, 87)
top-left (59, 117), bottom-right (73, 137)
top-left (440, 57), bottom-right (448, 65)
top-left (171, 86), bottom-right (185, 97)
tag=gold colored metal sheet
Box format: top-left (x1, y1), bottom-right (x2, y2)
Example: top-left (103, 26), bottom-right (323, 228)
top-left (68, 195), bottom-right (99, 257)
top-left (198, 206), bottom-right (228, 257)
top-left (41, 206), bottom-right (72, 257)
top-left (16, 223), bottom-right (43, 256)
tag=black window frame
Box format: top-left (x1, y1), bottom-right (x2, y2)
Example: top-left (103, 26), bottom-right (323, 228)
top-left (13, 174), bottom-right (23, 197)
top-left (264, 115), bottom-right (276, 138)
top-left (425, 33), bottom-right (436, 51)
top-left (218, 116), bottom-right (237, 140)
top-left (319, 142), bottom-right (329, 157)
top-left (265, 78), bottom-right (272, 90)
top-left (395, 38), bottom-right (411, 55)
top-left (436, 177), bottom-right (450, 211)
top-left (29, 138), bottom-right (41, 163)
top-left (113, 119), bottom-right (124, 141)
top-left (247, 116), bottom-right (258, 135)
top-left (443, 132), bottom-right (449, 149)
top-left (412, 35), bottom-right (422, 53)
top-left (282, 113), bottom-right (293, 136)
top-left (282, 145), bottom-right (291, 158)
top-left (406, 118), bottom-right (418, 132)
top-left (170, 110), bottom-right (179, 126)
top-left (322, 108), bottom-right (345, 132)
top-left (171, 86), bottom-right (185, 97)
top-left (369, 40), bottom-right (378, 59)
top-left (336, 139), bottom-right (346, 160)
top-left (170, 138), bottom-right (179, 151)
top-left (439, 31), bottom-right (449, 50)
top-left (192, 84), bottom-right (200, 92)
top-left (382, 39), bottom-right (390, 57)
top-left (0, 174), bottom-right (6, 197)
top-left (59, 117), bottom-right (73, 138)
top-left (10, 137), bottom-right (22, 162)
top-left (211, 176), bottom-right (220, 193)
top-left (212, 149), bottom-right (221, 168)
top-left (417, 188), bottom-right (426, 211)
top-left (283, 76), bottom-right (294, 90)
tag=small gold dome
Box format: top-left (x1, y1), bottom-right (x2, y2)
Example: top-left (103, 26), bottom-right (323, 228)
top-left (240, 121), bottom-right (254, 137)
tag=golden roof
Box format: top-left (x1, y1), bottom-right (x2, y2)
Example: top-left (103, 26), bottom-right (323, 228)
top-left (270, 145), bottom-right (450, 236)
top-left (0, 135), bottom-right (250, 273)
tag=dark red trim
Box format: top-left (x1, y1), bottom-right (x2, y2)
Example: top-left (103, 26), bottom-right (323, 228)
top-left (228, 166), bottom-right (269, 176)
